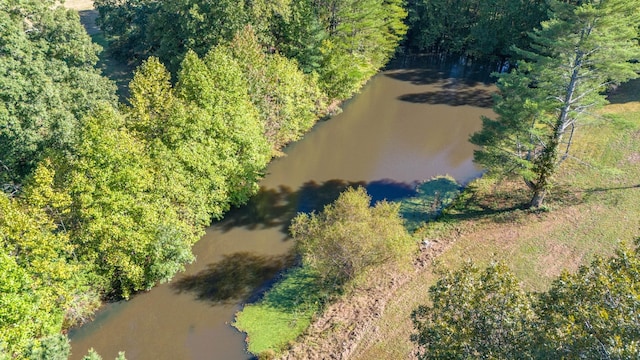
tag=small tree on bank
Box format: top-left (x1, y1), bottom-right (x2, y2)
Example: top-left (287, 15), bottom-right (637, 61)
top-left (471, 0), bottom-right (640, 208)
top-left (290, 187), bottom-right (415, 286)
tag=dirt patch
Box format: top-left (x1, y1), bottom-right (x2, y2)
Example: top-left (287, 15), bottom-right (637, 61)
top-left (278, 238), bottom-right (454, 360)
top-left (63, 0), bottom-right (94, 11)
top-left (538, 242), bottom-right (580, 278)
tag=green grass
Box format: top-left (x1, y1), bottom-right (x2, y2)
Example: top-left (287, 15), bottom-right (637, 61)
top-left (233, 266), bottom-right (328, 357)
top-left (399, 176), bottom-right (461, 233)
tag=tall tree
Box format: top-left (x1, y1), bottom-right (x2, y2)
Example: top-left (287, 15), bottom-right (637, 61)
top-left (271, 0), bottom-right (327, 73)
top-left (404, 0), bottom-right (547, 58)
top-left (314, 0), bottom-right (408, 99)
top-left (0, 164), bottom-right (96, 358)
top-left (471, 0), bottom-right (640, 207)
top-left (60, 105), bottom-right (197, 298)
top-left (412, 244), bottom-right (640, 358)
top-left (534, 245), bottom-right (640, 358)
top-left (227, 26), bottom-right (327, 154)
top-left (127, 50), bottom-right (271, 224)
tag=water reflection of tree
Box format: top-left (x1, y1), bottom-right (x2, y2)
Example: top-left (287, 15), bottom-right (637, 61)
top-left (215, 179), bottom-right (419, 234)
top-left (171, 252), bottom-right (296, 304)
top-left (398, 88), bottom-right (494, 108)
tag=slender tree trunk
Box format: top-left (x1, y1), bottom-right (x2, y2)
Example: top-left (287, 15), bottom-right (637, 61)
top-left (528, 141), bottom-right (556, 208)
top-left (528, 45), bottom-right (584, 208)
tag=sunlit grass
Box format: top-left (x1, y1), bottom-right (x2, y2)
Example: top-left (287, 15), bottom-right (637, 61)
top-left (233, 266), bottom-right (327, 357)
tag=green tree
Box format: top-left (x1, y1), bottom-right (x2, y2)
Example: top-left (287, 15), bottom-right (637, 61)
top-left (0, 165), bottom-right (94, 358)
top-left (411, 262), bottom-right (536, 359)
top-left (61, 105), bottom-right (196, 298)
top-left (291, 187), bottom-right (415, 285)
top-left (471, 0), bottom-right (640, 208)
top-left (81, 349), bottom-right (127, 360)
top-left (94, 0), bottom-right (160, 61)
top-left (412, 244), bottom-right (640, 359)
top-left (404, 0), bottom-right (547, 58)
top-left (271, 0), bottom-right (327, 74)
top-left (314, 0), bottom-right (408, 99)
top-left (534, 245), bottom-right (640, 358)
top-left (0, 0), bottom-right (116, 184)
top-left (24, 334), bottom-right (70, 360)
top-left (227, 26), bottom-right (327, 154)
top-left (469, 0), bottom-right (547, 58)
top-left (126, 50), bottom-right (271, 225)
top-left (175, 48), bottom-right (271, 213)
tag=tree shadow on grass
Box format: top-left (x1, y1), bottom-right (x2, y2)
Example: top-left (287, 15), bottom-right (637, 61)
top-left (607, 78), bottom-right (640, 104)
top-left (171, 252), bottom-right (296, 305)
top-left (400, 177), bottom-right (462, 232)
top-left (250, 266), bottom-right (330, 313)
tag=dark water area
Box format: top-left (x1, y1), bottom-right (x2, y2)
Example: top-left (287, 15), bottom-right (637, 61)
top-left (68, 57), bottom-right (496, 360)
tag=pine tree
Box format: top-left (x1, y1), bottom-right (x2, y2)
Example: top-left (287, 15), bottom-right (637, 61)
top-left (471, 0), bottom-right (640, 208)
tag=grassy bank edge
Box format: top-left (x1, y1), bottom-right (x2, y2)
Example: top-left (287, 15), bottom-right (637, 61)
top-left (232, 176), bottom-right (463, 358)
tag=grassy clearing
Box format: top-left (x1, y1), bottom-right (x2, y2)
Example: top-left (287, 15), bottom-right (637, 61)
top-left (233, 266), bottom-right (329, 357)
top-left (399, 176), bottom-right (461, 233)
top-left (350, 91), bottom-right (640, 359)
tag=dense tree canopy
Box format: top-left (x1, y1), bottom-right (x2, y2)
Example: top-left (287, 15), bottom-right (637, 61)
top-left (0, 164), bottom-right (97, 358)
top-left (412, 244), bottom-right (640, 359)
top-left (471, 0), bottom-right (640, 207)
top-left (412, 263), bottom-right (536, 359)
top-left (0, 0), bottom-right (116, 185)
top-left (227, 26), bottom-right (328, 153)
top-left (94, 0), bottom-right (407, 100)
top-left (404, 0), bottom-right (548, 58)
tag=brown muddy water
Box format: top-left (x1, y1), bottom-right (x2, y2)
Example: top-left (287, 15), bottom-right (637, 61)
top-left (68, 56), bottom-right (496, 360)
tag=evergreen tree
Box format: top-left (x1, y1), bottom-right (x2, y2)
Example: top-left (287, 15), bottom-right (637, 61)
top-left (314, 0), bottom-right (408, 99)
top-left (471, 0), bottom-right (640, 207)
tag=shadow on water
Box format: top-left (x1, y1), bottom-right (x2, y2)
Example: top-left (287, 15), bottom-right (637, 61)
top-left (171, 252), bottom-right (297, 305)
top-left (217, 179), bottom-right (419, 234)
top-left (176, 179), bottom-right (421, 304)
top-left (385, 54), bottom-right (499, 86)
top-left (398, 88), bottom-right (494, 108)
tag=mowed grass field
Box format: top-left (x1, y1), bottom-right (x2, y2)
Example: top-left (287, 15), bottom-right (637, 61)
top-left (349, 80), bottom-right (640, 360)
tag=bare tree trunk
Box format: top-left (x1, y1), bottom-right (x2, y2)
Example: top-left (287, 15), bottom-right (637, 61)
top-left (530, 187), bottom-right (546, 208)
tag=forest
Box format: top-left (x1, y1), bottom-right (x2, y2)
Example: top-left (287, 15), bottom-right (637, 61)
top-left (1, 0), bottom-right (639, 359)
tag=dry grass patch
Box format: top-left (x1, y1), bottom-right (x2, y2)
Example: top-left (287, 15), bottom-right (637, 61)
top-left (62, 0), bottom-right (94, 11)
